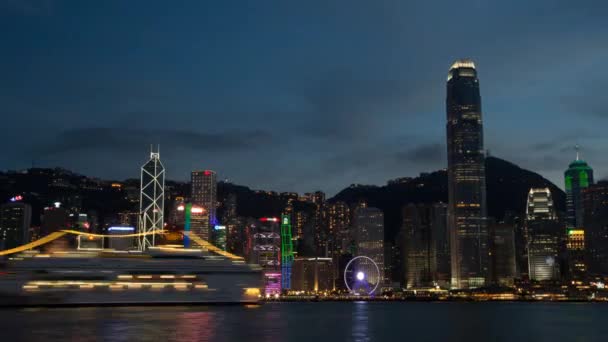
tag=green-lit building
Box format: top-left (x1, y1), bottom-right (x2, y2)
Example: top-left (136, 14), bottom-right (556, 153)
top-left (565, 152), bottom-right (594, 228)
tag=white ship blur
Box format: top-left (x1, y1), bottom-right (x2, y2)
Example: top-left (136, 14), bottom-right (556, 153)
top-left (0, 247), bottom-right (263, 306)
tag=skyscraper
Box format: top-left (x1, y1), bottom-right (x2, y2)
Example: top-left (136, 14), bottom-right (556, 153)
top-left (138, 148), bottom-right (165, 250)
top-left (565, 149), bottom-right (594, 228)
top-left (191, 170), bottom-right (217, 241)
top-left (0, 202), bottom-right (32, 250)
top-left (525, 188), bottom-right (561, 281)
top-left (583, 181), bottom-right (608, 275)
top-left (489, 222), bottom-right (517, 286)
top-left (353, 207), bottom-right (385, 286)
top-left (446, 59), bottom-right (488, 289)
top-left (402, 203), bottom-right (437, 288)
top-left (248, 217), bottom-right (281, 295)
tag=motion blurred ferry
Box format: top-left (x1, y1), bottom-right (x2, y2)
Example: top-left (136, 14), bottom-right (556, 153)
top-left (0, 247), bottom-right (263, 306)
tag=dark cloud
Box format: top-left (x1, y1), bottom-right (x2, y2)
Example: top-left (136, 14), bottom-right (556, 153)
top-left (32, 127), bottom-right (276, 158)
top-left (397, 143), bottom-right (445, 164)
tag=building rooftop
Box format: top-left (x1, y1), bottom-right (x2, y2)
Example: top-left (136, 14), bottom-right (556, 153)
top-left (449, 59), bottom-right (476, 71)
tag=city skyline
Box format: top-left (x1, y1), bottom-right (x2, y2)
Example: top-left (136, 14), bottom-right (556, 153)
top-left (2, 1), bottom-right (608, 195)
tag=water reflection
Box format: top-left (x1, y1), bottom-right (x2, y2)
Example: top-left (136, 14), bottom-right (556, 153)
top-left (171, 311), bottom-right (216, 342)
top-left (2, 303), bottom-right (607, 342)
top-left (351, 301), bottom-right (370, 342)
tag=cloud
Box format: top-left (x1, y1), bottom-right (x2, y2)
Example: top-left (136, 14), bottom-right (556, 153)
top-left (398, 143), bottom-right (445, 164)
top-left (31, 127), bottom-right (276, 158)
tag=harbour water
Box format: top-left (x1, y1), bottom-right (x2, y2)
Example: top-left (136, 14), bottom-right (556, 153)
top-left (1, 302), bottom-right (606, 341)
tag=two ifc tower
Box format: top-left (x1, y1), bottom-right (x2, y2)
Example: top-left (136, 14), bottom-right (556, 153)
top-left (446, 59), bottom-right (488, 289)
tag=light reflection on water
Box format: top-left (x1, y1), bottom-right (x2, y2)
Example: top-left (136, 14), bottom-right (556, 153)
top-left (1, 302), bottom-right (607, 342)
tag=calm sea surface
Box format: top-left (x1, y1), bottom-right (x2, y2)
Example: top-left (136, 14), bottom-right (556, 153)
top-left (0, 302), bottom-right (606, 342)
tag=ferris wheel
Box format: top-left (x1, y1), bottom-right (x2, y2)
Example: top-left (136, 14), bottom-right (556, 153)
top-left (343, 256), bottom-right (381, 295)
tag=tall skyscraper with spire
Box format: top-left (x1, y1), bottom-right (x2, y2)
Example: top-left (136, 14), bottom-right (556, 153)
top-left (565, 146), bottom-right (594, 228)
top-left (446, 59), bottom-right (488, 289)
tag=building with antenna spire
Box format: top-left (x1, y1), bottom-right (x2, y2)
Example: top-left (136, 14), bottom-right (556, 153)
top-left (565, 145), bottom-right (594, 228)
top-left (138, 146), bottom-right (165, 250)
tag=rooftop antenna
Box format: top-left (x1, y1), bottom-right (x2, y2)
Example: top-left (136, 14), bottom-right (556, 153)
top-left (575, 144), bottom-right (580, 161)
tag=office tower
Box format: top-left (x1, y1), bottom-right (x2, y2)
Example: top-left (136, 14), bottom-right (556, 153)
top-left (191, 170), bottom-right (217, 240)
top-left (401, 203), bottom-right (448, 288)
top-left (311, 191), bottom-right (326, 256)
top-left (0, 202), bottom-right (32, 250)
top-left (325, 201), bottom-right (351, 279)
top-left (281, 214), bottom-right (294, 290)
top-left (446, 59), bottom-right (489, 289)
top-left (291, 257), bottom-right (334, 292)
top-left (489, 222), bottom-right (517, 286)
top-left (432, 203), bottom-right (450, 286)
top-left (565, 149), bottom-right (594, 228)
top-left (526, 188), bottom-right (561, 281)
top-left (249, 217), bottom-right (281, 295)
top-left (353, 207), bottom-right (385, 286)
top-left (402, 204), bottom-right (436, 288)
top-left (326, 201), bottom-right (351, 246)
top-left (583, 181), bottom-right (608, 275)
top-left (138, 148), bottom-right (165, 250)
top-left (566, 229), bottom-right (586, 280)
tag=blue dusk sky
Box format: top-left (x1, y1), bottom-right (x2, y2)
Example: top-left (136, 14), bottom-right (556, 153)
top-left (1, 0), bottom-right (607, 195)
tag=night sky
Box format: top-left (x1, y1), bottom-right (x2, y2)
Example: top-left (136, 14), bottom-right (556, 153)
top-left (1, 1), bottom-right (607, 195)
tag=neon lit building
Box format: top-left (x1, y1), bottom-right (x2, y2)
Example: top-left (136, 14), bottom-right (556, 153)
top-left (280, 214), bottom-right (294, 290)
top-left (191, 170), bottom-right (217, 240)
top-left (180, 204), bottom-right (209, 246)
top-left (565, 149), bottom-right (593, 228)
top-left (248, 217), bottom-right (281, 295)
top-left (526, 188), bottom-right (560, 281)
top-left (446, 59), bottom-right (489, 289)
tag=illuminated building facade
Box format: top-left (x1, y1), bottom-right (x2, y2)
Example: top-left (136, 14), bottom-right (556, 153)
top-left (354, 207), bottom-right (385, 286)
top-left (138, 149), bottom-right (165, 250)
top-left (181, 204), bottom-right (209, 245)
top-left (249, 217), bottom-right (281, 295)
top-left (280, 214), bottom-right (294, 290)
top-left (446, 59), bottom-right (488, 289)
top-left (0, 202), bottom-right (32, 250)
top-left (583, 181), bottom-right (608, 275)
top-left (526, 188), bottom-right (560, 281)
top-left (191, 170), bottom-right (217, 240)
top-left (291, 257), bottom-right (334, 292)
top-left (565, 152), bottom-right (594, 228)
top-left (325, 201), bottom-right (351, 280)
top-left (326, 201), bottom-right (350, 250)
top-left (566, 229), bottom-right (586, 279)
